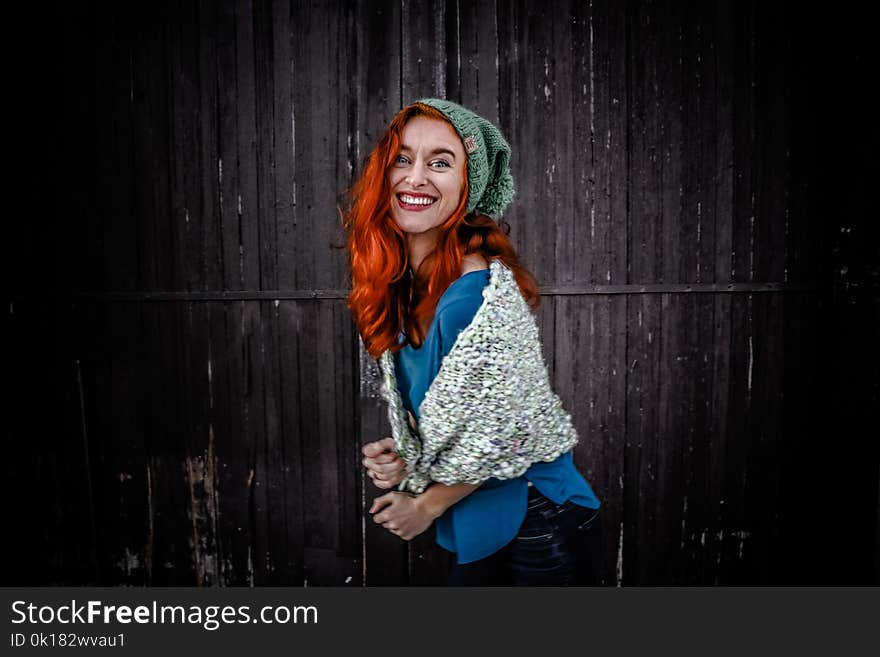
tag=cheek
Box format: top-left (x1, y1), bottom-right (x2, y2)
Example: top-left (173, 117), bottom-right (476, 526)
top-left (387, 171), bottom-right (402, 190)
top-left (445, 176), bottom-right (464, 205)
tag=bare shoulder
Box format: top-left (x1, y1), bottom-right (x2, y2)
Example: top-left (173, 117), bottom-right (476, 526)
top-left (461, 253), bottom-right (489, 275)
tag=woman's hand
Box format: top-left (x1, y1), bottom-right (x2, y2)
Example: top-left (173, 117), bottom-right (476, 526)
top-left (369, 482), bottom-right (480, 542)
top-left (362, 437), bottom-right (406, 489)
top-left (369, 492), bottom-right (435, 541)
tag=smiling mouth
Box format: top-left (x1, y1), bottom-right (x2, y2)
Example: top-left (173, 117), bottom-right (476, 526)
top-left (397, 193), bottom-right (437, 211)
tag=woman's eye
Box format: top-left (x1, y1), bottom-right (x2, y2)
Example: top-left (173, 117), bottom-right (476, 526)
top-left (430, 160), bottom-right (451, 169)
top-left (394, 155), bottom-right (410, 165)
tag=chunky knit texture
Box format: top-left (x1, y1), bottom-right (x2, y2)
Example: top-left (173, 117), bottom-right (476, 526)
top-left (416, 98), bottom-right (515, 217)
top-left (378, 259), bottom-right (580, 494)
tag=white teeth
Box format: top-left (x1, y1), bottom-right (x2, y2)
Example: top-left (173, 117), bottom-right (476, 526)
top-left (400, 194), bottom-right (435, 206)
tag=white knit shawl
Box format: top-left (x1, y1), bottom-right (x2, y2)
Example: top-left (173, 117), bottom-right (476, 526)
top-left (378, 259), bottom-right (579, 494)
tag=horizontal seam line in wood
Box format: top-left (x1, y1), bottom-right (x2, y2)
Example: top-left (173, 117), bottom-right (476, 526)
top-left (69, 283), bottom-right (824, 302)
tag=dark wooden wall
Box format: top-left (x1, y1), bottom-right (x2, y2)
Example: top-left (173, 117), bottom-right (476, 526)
top-left (7, 0), bottom-right (877, 585)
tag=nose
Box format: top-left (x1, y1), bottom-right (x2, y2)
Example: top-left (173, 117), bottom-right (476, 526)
top-left (405, 160), bottom-right (428, 187)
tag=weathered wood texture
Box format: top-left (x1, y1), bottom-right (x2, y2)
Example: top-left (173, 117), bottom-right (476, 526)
top-left (7, 0), bottom-right (876, 585)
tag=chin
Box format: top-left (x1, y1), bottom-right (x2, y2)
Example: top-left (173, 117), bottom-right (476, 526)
top-left (393, 215), bottom-right (439, 236)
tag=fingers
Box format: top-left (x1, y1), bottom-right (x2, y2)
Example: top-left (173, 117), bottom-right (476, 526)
top-left (362, 437), bottom-right (396, 458)
top-left (366, 469), bottom-right (393, 489)
top-left (362, 439), bottom-right (404, 493)
top-left (369, 451), bottom-right (400, 465)
top-left (368, 493), bottom-right (393, 515)
top-left (361, 442), bottom-right (383, 458)
top-left (363, 455), bottom-right (403, 475)
top-left (368, 474), bottom-right (394, 490)
top-left (375, 437), bottom-right (395, 451)
top-left (383, 526), bottom-right (412, 541)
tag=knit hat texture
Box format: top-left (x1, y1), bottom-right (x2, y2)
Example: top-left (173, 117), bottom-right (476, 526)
top-left (416, 98), bottom-right (515, 217)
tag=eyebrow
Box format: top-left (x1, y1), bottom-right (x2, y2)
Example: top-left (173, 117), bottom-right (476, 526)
top-left (400, 145), bottom-right (458, 160)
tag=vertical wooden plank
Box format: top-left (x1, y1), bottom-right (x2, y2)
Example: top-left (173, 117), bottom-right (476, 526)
top-left (333, 300), bottom-right (363, 584)
top-left (703, 292), bottom-right (732, 584)
top-left (550, 1), bottom-right (576, 286)
top-left (359, 343), bottom-right (409, 586)
top-left (209, 301), bottom-right (254, 585)
top-left (356, 0), bottom-right (409, 586)
top-left (736, 0), bottom-right (792, 582)
top-left (168, 301), bottom-right (202, 587)
top-left (168, 0), bottom-right (200, 292)
top-left (102, 7), bottom-right (133, 289)
top-left (498, 0), bottom-right (562, 284)
top-left (782, 5), bottom-right (820, 289)
top-left (301, 300), bottom-right (362, 585)
top-left (623, 0), bottom-right (664, 584)
top-left (298, 300), bottom-right (356, 584)
top-left (241, 299), bottom-right (271, 582)
top-left (76, 302), bottom-right (113, 583)
top-left (177, 301), bottom-right (217, 585)
top-left (197, 0), bottom-right (223, 291)
top-left (554, 294), bottom-right (626, 587)
top-left (590, 0), bottom-right (629, 585)
top-left (700, 0), bottom-right (735, 585)
top-left (236, 0), bottom-right (262, 292)
top-left (730, 0), bottom-right (756, 286)
top-left (92, 301), bottom-right (153, 585)
top-left (718, 0), bottom-right (760, 583)
top-left (753, 1), bottom-right (789, 286)
top-left (654, 291), bottom-right (683, 584)
top-left (92, 5), bottom-right (134, 292)
top-left (623, 294), bottom-right (662, 585)
top-left (568, 0), bottom-right (594, 285)
top-left (217, 0), bottom-right (243, 290)
top-left (251, 299), bottom-right (290, 583)
top-left (272, 0), bottom-right (296, 290)
top-left (684, 296), bottom-right (716, 584)
top-left (337, 4), bottom-right (367, 581)
top-left (691, 1), bottom-right (725, 582)
top-left (253, 0), bottom-right (278, 290)
top-left (677, 3), bottom-right (720, 584)
top-left (130, 9), bottom-right (159, 292)
top-left (148, 7), bottom-right (175, 292)
top-left (717, 291), bottom-right (752, 583)
top-left (287, 0), bottom-right (356, 291)
top-left (401, 0), bottom-right (447, 101)
top-left (654, 0), bottom-right (687, 584)
top-left (452, 0), bottom-right (500, 118)
top-left (54, 302), bottom-right (103, 583)
top-left (297, 300), bottom-right (328, 580)
top-left (744, 293), bottom-right (784, 582)
top-left (277, 300), bottom-right (307, 584)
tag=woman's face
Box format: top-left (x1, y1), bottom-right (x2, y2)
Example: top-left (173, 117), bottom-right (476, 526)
top-left (388, 116), bottom-right (466, 239)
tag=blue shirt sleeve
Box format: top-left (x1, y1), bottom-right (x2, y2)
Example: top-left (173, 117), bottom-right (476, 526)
top-left (436, 295), bottom-right (485, 361)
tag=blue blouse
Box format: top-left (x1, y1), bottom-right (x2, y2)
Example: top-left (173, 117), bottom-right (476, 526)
top-left (395, 268), bottom-right (601, 564)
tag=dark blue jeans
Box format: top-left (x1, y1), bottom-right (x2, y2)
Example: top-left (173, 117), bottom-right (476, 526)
top-left (447, 486), bottom-right (602, 586)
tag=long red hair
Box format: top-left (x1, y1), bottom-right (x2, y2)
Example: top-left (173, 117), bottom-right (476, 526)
top-left (344, 102), bottom-right (539, 359)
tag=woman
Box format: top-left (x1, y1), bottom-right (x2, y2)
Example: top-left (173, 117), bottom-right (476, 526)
top-left (345, 98), bottom-right (601, 585)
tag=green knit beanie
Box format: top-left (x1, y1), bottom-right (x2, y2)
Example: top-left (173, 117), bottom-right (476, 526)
top-left (415, 98), bottom-right (515, 217)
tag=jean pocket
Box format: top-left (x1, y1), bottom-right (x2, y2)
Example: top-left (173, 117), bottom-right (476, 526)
top-left (514, 532), bottom-right (555, 545)
top-left (575, 507), bottom-right (600, 532)
top-left (514, 509), bottom-right (555, 542)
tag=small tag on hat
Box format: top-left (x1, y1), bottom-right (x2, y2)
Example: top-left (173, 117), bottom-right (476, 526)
top-left (463, 135), bottom-right (478, 153)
